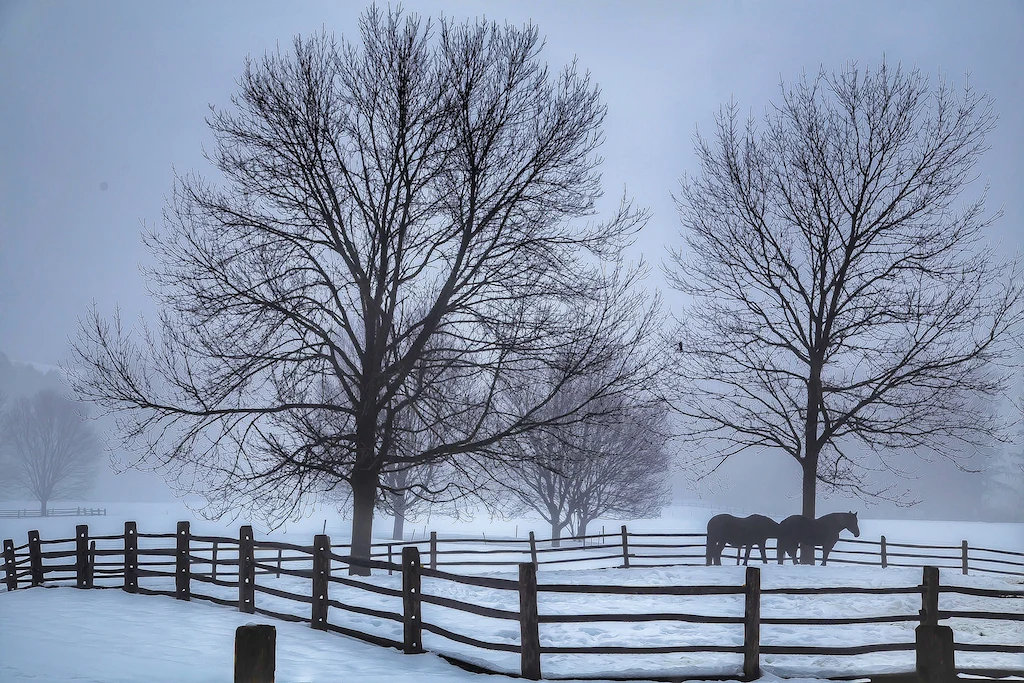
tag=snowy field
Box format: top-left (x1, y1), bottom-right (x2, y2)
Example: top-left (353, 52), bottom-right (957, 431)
top-left (1, 502), bottom-right (1022, 682)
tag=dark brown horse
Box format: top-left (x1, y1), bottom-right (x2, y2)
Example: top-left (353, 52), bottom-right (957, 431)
top-left (776, 512), bottom-right (860, 565)
top-left (705, 514), bottom-right (780, 565)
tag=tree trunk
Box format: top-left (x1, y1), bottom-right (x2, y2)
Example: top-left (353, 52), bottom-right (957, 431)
top-left (391, 490), bottom-right (406, 541)
top-left (550, 521), bottom-right (561, 548)
top-left (39, 498), bottom-right (47, 516)
top-left (801, 360), bottom-right (822, 565)
top-left (350, 468), bottom-right (379, 576)
top-left (579, 520), bottom-right (588, 539)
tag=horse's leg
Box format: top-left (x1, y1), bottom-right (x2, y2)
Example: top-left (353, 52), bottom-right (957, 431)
top-left (759, 542), bottom-right (768, 564)
top-left (743, 545), bottom-right (752, 566)
top-left (822, 541), bottom-right (836, 566)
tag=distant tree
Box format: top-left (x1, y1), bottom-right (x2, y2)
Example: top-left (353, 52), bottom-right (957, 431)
top-left (1, 391), bottom-right (101, 514)
top-left (69, 7), bottom-right (659, 574)
top-left (501, 376), bottom-right (670, 545)
top-left (666, 60), bottom-right (1024, 560)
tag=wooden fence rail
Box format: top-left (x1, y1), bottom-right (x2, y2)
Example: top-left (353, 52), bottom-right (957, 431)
top-left (2, 522), bottom-right (1023, 681)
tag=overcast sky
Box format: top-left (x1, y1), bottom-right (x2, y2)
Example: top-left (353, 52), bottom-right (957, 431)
top-left (1, 0), bottom-right (1021, 513)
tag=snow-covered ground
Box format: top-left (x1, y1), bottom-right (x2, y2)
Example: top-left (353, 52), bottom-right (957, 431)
top-left (1, 502), bottom-right (1022, 682)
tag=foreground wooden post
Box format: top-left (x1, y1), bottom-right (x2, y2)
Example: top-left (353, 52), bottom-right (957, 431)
top-left (429, 531), bottom-right (438, 570)
top-left (124, 521), bottom-right (138, 593)
top-left (76, 525), bottom-right (90, 589)
top-left (401, 546), bottom-right (423, 654)
top-left (921, 566), bottom-right (939, 626)
top-left (620, 525), bottom-right (630, 568)
top-left (743, 566), bottom-right (761, 680)
top-left (239, 526), bottom-right (255, 614)
top-left (916, 623), bottom-right (955, 683)
top-left (3, 539), bottom-right (16, 591)
top-left (519, 562), bottom-right (541, 680)
top-left (28, 530), bottom-right (43, 586)
top-left (311, 534), bottom-right (330, 630)
top-left (961, 540), bottom-right (969, 575)
top-left (235, 624), bottom-right (275, 683)
top-left (175, 521), bottom-right (190, 600)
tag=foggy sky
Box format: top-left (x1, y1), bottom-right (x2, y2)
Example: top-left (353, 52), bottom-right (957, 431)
top-left (0, 0), bottom-right (1021, 515)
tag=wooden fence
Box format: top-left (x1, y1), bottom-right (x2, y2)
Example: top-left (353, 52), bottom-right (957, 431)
top-left (3, 522), bottom-right (1023, 681)
top-left (0, 507), bottom-right (107, 518)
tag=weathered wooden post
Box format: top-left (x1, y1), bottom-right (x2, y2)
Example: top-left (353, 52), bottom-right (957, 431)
top-left (211, 540), bottom-right (219, 582)
top-left (239, 525), bottom-right (255, 614)
top-left (743, 566), bottom-right (761, 680)
top-left (124, 521), bottom-right (138, 593)
top-left (311, 534), bottom-right (330, 630)
top-left (387, 544), bottom-right (393, 576)
top-left (960, 541), bottom-right (968, 575)
top-left (401, 546), bottom-right (423, 654)
top-left (920, 566), bottom-right (939, 626)
top-left (276, 548), bottom-right (283, 579)
top-left (234, 624), bottom-right (275, 683)
top-left (917, 566), bottom-right (954, 683)
top-left (28, 530), bottom-right (43, 586)
top-left (176, 521), bottom-right (191, 601)
top-left (88, 541), bottom-right (96, 588)
top-left (429, 531), bottom-right (438, 570)
top-left (76, 524), bottom-right (90, 589)
top-left (620, 525), bottom-right (630, 568)
top-left (518, 561), bottom-right (542, 680)
top-left (3, 539), bottom-right (17, 591)
top-left (528, 531), bottom-right (538, 566)
top-left (880, 535), bottom-right (887, 569)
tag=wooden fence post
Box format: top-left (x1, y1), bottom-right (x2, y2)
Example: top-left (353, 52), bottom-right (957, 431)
top-left (76, 524), bottom-right (90, 589)
top-left (3, 539), bottom-right (16, 591)
top-left (528, 531), bottom-right (538, 566)
top-left (880, 535), bottom-right (887, 569)
top-left (235, 624), bottom-right (276, 683)
top-left (211, 540), bottom-right (218, 582)
top-left (312, 534), bottom-right (330, 630)
top-left (743, 566), bottom-right (761, 680)
top-left (961, 541), bottom-right (968, 575)
top-left (28, 530), bottom-right (43, 586)
top-left (124, 521), bottom-right (138, 593)
top-left (387, 544), bottom-right (393, 576)
top-left (921, 566), bottom-right (939, 626)
top-left (88, 541), bottom-right (96, 587)
top-left (176, 521), bottom-right (190, 601)
top-left (519, 562), bottom-right (542, 681)
top-left (620, 525), bottom-right (630, 568)
top-left (239, 525), bottom-right (255, 614)
top-left (430, 531), bottom-right (438, 570)
top-left (402, 546), bottom-right (423, 654)
top-left (276, 548), bottom-right (282, 579)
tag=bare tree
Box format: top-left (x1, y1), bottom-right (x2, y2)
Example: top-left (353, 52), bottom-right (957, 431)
top-left (666, 60), bottom-right (1024, 555)
top-left (69, 7), bottom-right (659, 573)
top-left (1, 391), bottom-right (101, 514)
top-left (500, 376), bottom-right (670, 545)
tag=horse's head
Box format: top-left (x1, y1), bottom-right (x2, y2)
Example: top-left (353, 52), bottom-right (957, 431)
top-left (846, 511), bottom-right (860, 537)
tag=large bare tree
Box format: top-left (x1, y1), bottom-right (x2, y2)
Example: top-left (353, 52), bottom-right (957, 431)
top-left (666, 61), bottom-right (1024, 547)
top-left (69, 7), bottom-right (659, 573)
top-left (1, 391), bottom-right (102, 514)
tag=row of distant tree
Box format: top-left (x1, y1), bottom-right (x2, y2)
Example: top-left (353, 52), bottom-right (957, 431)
top-left (41, 6), bottom-right (1024, 571)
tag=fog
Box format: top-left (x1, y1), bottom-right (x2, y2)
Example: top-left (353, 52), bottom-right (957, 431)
top-left (0, 0), bottom-right (1021, 519)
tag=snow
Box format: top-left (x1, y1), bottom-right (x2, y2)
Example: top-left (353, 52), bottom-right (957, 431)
top-left (1, 502), bottom-right (1022, 682)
